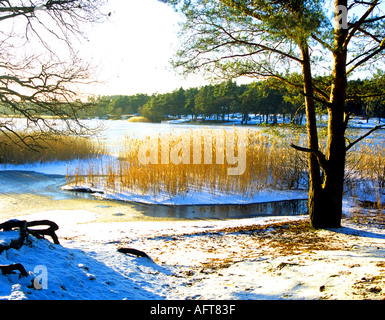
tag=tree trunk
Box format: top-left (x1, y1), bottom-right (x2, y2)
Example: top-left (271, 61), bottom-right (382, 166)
top-left (319, 0), bottom-right (349, 228)
top-left (299, 0), bottom-right (348, 228)
top-left (300, 43), bottom-right (326, 228)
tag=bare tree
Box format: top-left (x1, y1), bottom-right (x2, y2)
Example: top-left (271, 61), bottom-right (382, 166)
top-left (0, 0), bottom-right (107, 149)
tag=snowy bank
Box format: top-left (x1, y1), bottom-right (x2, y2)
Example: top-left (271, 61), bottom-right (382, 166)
top-left (1, 209), bottom-right (384, 300)
top-left (0, 231), bottom-right (165, 300)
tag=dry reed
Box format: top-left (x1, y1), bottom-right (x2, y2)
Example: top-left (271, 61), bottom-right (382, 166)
top-left (66, 128), bottom-right (385, 208)
top-left (0, 132), bottom-right (104, 164)
top-left (346, 140), bottom-right (385, 210)
top-left (70, 128), bottom-right (308, 197)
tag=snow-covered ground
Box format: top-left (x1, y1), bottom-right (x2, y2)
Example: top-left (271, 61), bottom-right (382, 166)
top-left (0, 164), bottom-right (384, 300)
top-left (1, 204), bottom-right (384, 300)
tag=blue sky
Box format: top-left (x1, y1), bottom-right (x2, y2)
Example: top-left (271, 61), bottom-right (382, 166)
top-left (81, 0), bottom-right (207, 97)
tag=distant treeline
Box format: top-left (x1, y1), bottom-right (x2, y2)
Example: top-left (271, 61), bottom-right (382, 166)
top-left (85, 74), bottom-right (385, 123)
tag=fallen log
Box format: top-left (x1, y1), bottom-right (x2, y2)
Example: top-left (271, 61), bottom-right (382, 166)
top-left (118, 247), bottom-right (151, 259)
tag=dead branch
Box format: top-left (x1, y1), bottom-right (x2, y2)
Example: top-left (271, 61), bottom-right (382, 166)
top-left (26, 220), bottom-right (60, 245)
top-left (290, 143), bottom-right (328, 171)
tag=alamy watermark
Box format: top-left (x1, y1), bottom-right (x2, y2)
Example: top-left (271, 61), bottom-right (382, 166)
top-left (138, 130), bottom-right (247, 176)
top-left (33, 265), bottom-right (48, 290)
top-left (335, 5), bottom-right (348, 29)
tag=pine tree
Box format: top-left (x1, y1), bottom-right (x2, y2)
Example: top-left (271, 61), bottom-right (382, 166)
top-left (160, 0), bottom-right (385, 228)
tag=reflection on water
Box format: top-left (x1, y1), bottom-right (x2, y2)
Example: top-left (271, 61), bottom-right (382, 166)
top-left (0, 171), bottom-right (308, 220)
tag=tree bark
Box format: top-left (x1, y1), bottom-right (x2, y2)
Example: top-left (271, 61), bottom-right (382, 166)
top-left (298, 1), bottom-right (348, 228)
top-left (318, 0), bottom-right (349, 228)
top-left (300, 43), bottom-right (327, 228)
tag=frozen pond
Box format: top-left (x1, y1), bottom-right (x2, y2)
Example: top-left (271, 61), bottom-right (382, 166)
top-left (0, 170), bottom-right (308, 220)
top-left (90, 119), bottom-right (265, 154)
top-left (0, 171), bottom-right (80, 201)
top-left (1, 118), bottom-right (384, 221)
top-left (91, 119), bottom-right (385, 155)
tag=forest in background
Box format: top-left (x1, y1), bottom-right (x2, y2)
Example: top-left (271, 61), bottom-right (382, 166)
top-left (66, 72), bottom-right (385, 123)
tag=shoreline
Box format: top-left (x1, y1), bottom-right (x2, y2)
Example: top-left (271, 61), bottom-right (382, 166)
top-left (62, 181), bottom-right (308, 207)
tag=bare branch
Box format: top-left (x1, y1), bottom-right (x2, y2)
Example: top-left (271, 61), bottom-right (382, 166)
top-left (289, 103), bottom-right (305, 124)
top-left (290, 143), bottom-right (328, 171)
top-left (311, 33), bottom-right (333, 51)
top-left (345, 123), bottom-right (385, 151)
top-left (344, 0), bottom-right (380, 47)
top-left (215, 23), bottom-right (303, 64)
top-left (346, 41), bottom-right (385, 74)
top-left (0, 0), bottom-right (106, 147)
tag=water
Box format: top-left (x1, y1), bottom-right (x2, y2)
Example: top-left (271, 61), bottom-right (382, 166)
top-left (0, 171), bottom-right (93, 201)
top-left (91, 119), bottom-right (264, 154)
top-left (0, 171), bottom-right (308, 220)
top-left (83, 120), bottom-right (308, 219)
top-left (137, 200), bottom-right (308, 220)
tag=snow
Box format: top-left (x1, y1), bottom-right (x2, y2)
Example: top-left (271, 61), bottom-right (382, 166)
top-left (0, 159), bottom-right (84, 176)
top-left (62, 183), bottom-right (308, 206)
top-left (348, 116), bottom-right (385, 129)
top-left (0, 230), bottom-right (20, 247)
top-left (0, 155), bottom-right (116, 177)
top-left (1, 209), bottom-right (384, 300)
top-left (0, 119), bottom-right (384, 300)
top-left (167, 114), bottom-right (385, 129)
top-left (164, 119), bottom-right (191, 124)
top-left (0, 230), bottom-right (163, 300)
top-left (1, 157), bottom-right (309, 206)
